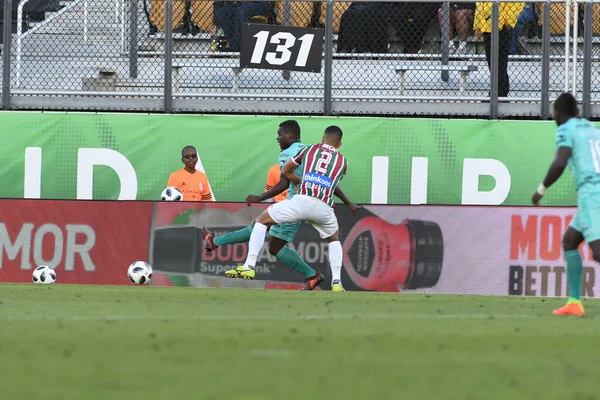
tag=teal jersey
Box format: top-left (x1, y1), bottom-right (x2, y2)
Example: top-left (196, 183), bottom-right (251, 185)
top-left (556, 118), bottom-right (600, 197)
top-left (278, 142), bottom-right (305, 199)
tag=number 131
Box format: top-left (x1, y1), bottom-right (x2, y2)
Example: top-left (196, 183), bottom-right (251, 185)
top-left (250, 31), bottom-right (315, 67)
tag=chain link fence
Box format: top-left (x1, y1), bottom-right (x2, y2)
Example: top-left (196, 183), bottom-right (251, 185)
top-left (0, 0), bottom-right (598, 117)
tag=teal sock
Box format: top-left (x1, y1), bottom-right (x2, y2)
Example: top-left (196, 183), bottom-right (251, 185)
top-left (565, 249), bottom-right (583, 301)
top-left (276, 247), bottom-right (316, 278)
top-left (213, 225), bottom-right (253, 246)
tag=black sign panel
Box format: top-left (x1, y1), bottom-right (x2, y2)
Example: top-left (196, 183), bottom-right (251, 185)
top-left (240, 23), bottom-right (324, 73)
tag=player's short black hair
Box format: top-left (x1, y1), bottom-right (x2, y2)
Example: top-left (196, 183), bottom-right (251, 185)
top-left (554, 93), bottom-right (579, 118)
top-left (324, 125), bottom-right (343, 142)
top-left (181, 145), bottom-right (197, 157)
top-left (279, 120), bottom-right (301, 139)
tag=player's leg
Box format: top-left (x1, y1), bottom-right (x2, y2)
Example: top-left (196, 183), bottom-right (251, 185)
top-left (553, 214), bottom-right (585, 316)
top-left (217, 212), bottom-right (295, 280)
top-left (201, 225), bottom-right (252, 252)
top-left (242, 198), bottom-right (325, 289)
top-left (202, 223), bottom-right (273, 279)
top-left (225, 211), bottom-right (275, 280)
top-left (325, 231), bottom-right (344, 292)
top-left (586, 239), bottom-right (600, 308)
top-left (201, 224), bottom-right (256, 279)
top-left (308, 198), bottom-right (344, 291)
top-left (240, 203), bottom-right (285, 272)
top-left (589, 241), bottom-right (600, 265)
top-left (579, 195), bottom-right (600, 267)
top-left (557, 197), bottom-right (600, 316)
top-left (269, 224), bottom-right (318, 279)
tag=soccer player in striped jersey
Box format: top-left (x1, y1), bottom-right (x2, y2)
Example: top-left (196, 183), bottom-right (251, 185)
top-left (202, 121), bottom-right (358, 290)
top-left (240, 125), bottom-right (349, 291)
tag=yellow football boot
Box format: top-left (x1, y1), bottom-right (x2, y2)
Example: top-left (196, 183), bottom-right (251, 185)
top-left (224, 266), bottom-right (256, 280)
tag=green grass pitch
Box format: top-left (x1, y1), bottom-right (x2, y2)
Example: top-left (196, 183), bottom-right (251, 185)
top-left (0, 284), bottom-right (598, 400)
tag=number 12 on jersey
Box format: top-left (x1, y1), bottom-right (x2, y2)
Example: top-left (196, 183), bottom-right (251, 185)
top-left (240, 24), bottom-right (324, 73)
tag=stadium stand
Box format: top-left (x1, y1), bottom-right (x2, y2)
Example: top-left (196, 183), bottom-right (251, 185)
top-left (140, 1), bottom-right (600, 55)
top-left (0, 0), bottom-right (67, 39)
top-left (3, 0), bottom-right (600, 116)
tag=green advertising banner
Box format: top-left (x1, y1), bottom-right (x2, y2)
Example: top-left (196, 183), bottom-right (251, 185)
top-left (0, 111), bottom-right (579, 205)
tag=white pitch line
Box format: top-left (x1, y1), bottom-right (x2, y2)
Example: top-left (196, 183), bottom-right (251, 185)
top-left (0, 313), bottom-right (538, 322)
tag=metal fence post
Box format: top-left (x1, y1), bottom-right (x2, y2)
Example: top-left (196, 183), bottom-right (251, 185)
top-left (541, 1), bottom-right (551, 119)
top-left (164, 0), bottom-right (173, 112)
top-left (490, 1), bottom-right (499, 118)
top-left (440, 2), bottom-right (450, 83)
top-left (582, 0), bottom-right (592, 118)
top-left (564, 0), bottom-right (571, 92)
top-left (323, 0), bottom-right (333, 115)
top-left (2, 0), bottom-right (12, 110)
top-left (283, 0), bottom-right (291, 25)
top-left (129, 0), bottom-right (139, 78)
top-left (571, 0), bottom-right (579, 96)
top-left (281, 1), bottom-right (291, 82)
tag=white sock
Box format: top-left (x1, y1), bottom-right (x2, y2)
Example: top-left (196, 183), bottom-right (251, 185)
top-left (244, 223), bottom-right (267, 269)
top-left (328, 241), bottom-right (342, 284)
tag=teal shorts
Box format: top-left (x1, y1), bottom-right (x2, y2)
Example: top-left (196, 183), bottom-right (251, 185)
top-left (269, 222), bottom-right (302, 243)
top-left (570, 195), bottom-right (600, 243)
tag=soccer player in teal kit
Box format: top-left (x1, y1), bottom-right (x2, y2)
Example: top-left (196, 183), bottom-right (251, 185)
top-left (533, 93), bottom-right (600, 317)
top-left (202, 121), bottom-right (358, 291)
top-left (239, 126), bottom-right (349, 291)
top-left (202, 120), bottom-right (316, 284)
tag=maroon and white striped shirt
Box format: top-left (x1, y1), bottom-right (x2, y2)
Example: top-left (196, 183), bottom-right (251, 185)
top-left (291, 143), bottom-right (348, 207)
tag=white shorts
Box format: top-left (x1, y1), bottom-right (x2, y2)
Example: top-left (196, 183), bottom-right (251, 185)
top-left (267, 195), bottom-right (338, 239)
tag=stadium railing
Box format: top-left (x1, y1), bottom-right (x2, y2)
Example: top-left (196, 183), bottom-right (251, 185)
top-left (1, 0), bottom-right (599, 118)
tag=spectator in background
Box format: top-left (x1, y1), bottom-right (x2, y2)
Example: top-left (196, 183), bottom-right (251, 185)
top-left (509, 3), bottom-right (538, 55)
top-left (167, 146), bottom-right (214, 201)
top-left (473, 1), bottom-right (523, 97)
top-left (337, 2), bottom-right (391, 53)
top-left (391, 2), bottom-right (440, 54)
top-left (264, 163), bottom-right (287, 203)
top-left (438, 2), bottom-right (475, 54)
top-left (213, 1), bottom-right (273, 52)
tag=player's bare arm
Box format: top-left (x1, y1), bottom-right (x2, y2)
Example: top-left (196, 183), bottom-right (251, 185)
top-left (334, 186), bottom-right (360, 215)
top-left (532, 146), bottom-right (572, 206)
top-left (282, 159), bottom-right (301, 185)
top-left (246, 174), bottom-right (290, 204)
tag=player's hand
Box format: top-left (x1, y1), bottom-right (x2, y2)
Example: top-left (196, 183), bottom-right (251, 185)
top-left (532, 191), bottom-right (543, 206)
top-left (347, 202), bottom-right (361, 215)
top-left (245, 195), bottom-right (261, 205)
top-left (474, 30), bottom-right (482, 41)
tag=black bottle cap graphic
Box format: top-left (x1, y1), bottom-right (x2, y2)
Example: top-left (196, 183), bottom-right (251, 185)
top-left (403, 219), bottom-right (444, 289)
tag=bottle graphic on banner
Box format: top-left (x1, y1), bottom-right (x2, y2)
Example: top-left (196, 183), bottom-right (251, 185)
top-left (151, 204), bottom-right (444, 292)
top-left (338, 208), bottom-right (443, 292)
